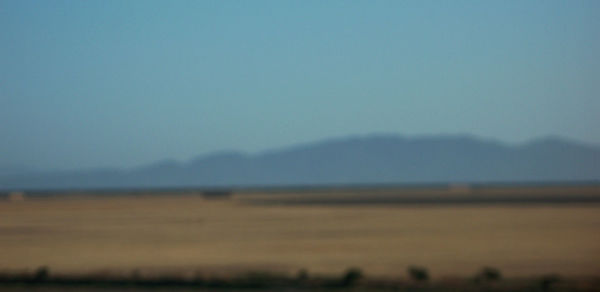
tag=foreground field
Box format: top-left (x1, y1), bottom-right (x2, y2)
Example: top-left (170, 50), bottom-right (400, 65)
top-left (1, 190), bottom-right (599, 280)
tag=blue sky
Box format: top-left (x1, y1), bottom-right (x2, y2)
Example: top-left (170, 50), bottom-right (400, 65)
top-left (1, 0), bottom-right (599, 170)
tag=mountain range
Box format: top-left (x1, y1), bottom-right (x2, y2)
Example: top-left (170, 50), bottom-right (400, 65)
top-left (1, 134), bottom-right (599, 190)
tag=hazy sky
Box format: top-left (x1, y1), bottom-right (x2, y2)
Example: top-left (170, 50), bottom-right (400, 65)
top-left (1, 1), bottom-right (599, 170)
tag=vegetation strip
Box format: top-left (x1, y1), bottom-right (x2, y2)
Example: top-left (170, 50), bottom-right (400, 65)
top-left (0, 267), bottom-right (598, 291)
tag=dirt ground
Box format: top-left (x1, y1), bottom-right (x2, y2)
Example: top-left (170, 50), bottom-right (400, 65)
top-left (1, 192), bottom-right (599, 278)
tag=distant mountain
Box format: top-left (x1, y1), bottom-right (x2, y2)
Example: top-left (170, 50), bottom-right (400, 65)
top-left (1, 134), bottom-right (599, 190)
top-left (0, 165), bottom-right (35, 177)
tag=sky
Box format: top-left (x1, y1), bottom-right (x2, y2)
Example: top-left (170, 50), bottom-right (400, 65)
top-left (1, 0), bottom-right (599, 170)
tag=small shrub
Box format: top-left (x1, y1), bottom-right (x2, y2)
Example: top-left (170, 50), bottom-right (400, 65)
top-left (131, 269), bottom-right (142, 282)
top-left (475, 266), bottom-right (502, 283)
top-left (33, 266), bottom-right (49, 282)
top-left (235, 271), bottom-right (287, 288)
top-left (341, 267), bottom-right (363, 286)
top-left (296, 268), bottom-right (309, 282)
top-left (407, 266), bottom-right (429, 283)
top-left (540, 274), bottom-right (560, 291)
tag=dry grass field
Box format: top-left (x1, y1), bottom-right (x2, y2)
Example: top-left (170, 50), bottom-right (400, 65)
top-left (1, 189), bottom-right (599, 280)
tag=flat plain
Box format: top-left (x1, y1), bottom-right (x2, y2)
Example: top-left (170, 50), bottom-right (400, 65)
top-left (1, 186), bottom-right (599, 279)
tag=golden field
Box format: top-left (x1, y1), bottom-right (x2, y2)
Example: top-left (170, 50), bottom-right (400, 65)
top-left (1, 190), bottom-right (599, 279)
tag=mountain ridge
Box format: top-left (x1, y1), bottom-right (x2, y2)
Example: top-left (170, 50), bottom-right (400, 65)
top-left (1, 134), bottom-right (599, 190)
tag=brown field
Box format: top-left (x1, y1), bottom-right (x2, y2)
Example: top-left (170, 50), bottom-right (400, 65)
top-left (1, 189), bottom-right (600, 279)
